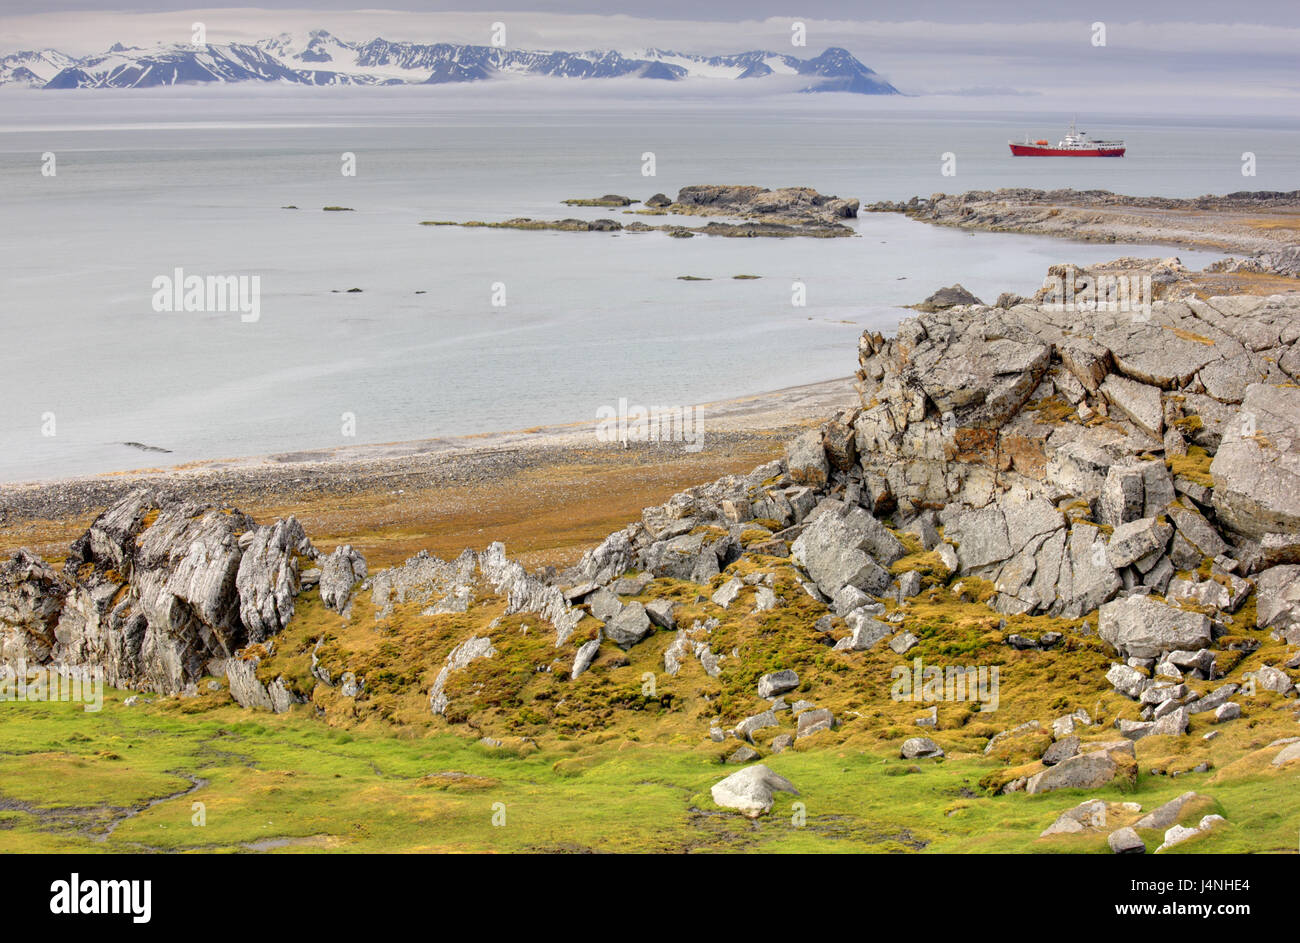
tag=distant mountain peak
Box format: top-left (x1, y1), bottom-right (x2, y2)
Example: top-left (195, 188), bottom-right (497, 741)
top-left (2, 34), bottom-right (899, 94)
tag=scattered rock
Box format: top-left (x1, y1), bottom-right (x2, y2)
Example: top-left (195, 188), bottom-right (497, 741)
top-left (757, 669), bottom-right (799, 698)
top-left (726, 744), bottom-right (760, 764)
top-left (1156, 814), bottom-right (1225, 853)
top-left (1041, 798), bottom-right (1107, 836)
top-left (571, 636), bottom-right (601, 680)
top-left (711, 577), bottom-right (744, 609)
top-left (604, 601), bottom-right (653, 649)
top-left (1042, 735), bottom-right (1080, 766)
top-left (889, 631), bottom-right (919, 655)
top-left (1026, 749), bottom-right (1126, 795)
top-left (900, 737), bottom-right (943, 759)
top-left (1108, 827), bottom-right (1146, 854)
top-left (710, 764), bottom-right (799, 818)
top-left (796, 708), bottom-right (835, 739)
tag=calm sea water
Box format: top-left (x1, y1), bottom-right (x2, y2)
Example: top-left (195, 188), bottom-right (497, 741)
top-left (1, 89), bottom-right (1289, 483)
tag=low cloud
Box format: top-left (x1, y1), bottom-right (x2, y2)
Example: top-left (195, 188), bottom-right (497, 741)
top-left (0, 9), bottom-right (1296, 111)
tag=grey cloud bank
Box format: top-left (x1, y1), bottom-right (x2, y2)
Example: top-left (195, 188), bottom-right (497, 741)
top-left (0, 8), bottom-right (1296, 110)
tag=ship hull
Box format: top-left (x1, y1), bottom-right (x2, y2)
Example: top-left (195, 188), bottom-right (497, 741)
top-left (1009, 143), bottom-right (1125, 157)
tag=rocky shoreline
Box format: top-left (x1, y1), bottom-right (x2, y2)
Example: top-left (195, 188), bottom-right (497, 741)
top-left (3, 188), bottom-right (1299, 850)
top-left (866, 188), bottom-right (1300, 276)
top-left (0, 378), bottom-right (857, 557)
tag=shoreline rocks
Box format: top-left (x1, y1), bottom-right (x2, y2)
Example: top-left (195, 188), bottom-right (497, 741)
top-left (864, 188), bottom-right (1300, 271)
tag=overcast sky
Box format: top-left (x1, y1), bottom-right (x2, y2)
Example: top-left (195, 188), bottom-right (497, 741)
top-left (1, 3), bottom-right (1297, 111)
top-left (4, 0), bottom-right (1300, 21)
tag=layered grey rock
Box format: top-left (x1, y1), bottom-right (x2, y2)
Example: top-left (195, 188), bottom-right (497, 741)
top-left (834, 609), bottom-right (892, 651)
top-left (0, 550), bottom-right (67, 664)
top-left (478, 542), bottom-right (583, 646)
top-left (1041, 798), bottom-right (1107, 836)
top-left (736, 709), bottom-right (779, 742)
top-left (1108, 827), bottom-right (1146, 854)
top-left (790, 507), bottom-right (897, 597)
top-left (1105, 517), bottom-right (1172, 570)
top-left (940, 505), bottom-right (1012, 570)
top-left (1099, 596), bottom-right (1213, 660)
top-left (1133, 791), bottom-right (1201, 830)
top-left (318, 544), bottom-right (367, 613)
top-left (1166, 504), bottom-right (1228, 560)
top-left (1256, 565), bottom-right (1300, 638)
top-left (796, 707), bottom-right (835, 738)
top-left (1212, 384), bottom-right (1300, 537)
top-left (1101, 374), bottom-right (1163, 438)
top-left (587, 587), bottom-right (622, 623)
top-left (1, 492), bottom-right (308, 695)
top-left (236, 516), bottom-right (314, 639)
top-left (571, 635), bottom-right (601, 680)
top-left (786, 428), bottom-right (830, 488)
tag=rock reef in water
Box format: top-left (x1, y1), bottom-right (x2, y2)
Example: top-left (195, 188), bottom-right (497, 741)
top-left (423, 184), bottom-right (861, 238)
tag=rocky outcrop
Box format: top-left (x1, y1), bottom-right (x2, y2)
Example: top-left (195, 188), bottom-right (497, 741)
top-left (1256, 565), bottom-right (1300, 641)
top-left (222, 653), bottom-right (303, 713)
top-left (237, 516), bottom-right (313, 638)
top-left (864, 188), bottom-right (1300, 268)
top-left (3, 267), bottom-right (1297, 790)
top-left (670, 184), bottom-right (859, 225)
top-left (429, 635), bottom-right (496, 716)
top-left (0, 491), bottom-right (315, 694)
top-left (0, 490), bottom-right (334, 697)
top-left (850, 293), bottom-right (1300, 620)
top-left (318, 544), bottom-right (367, 612)
top-left (479, 542), bottom-right (583, 646)
top-left (0, 549), bottom-right (68, 663)
top-left (914, 284), bottom-right (983, 311)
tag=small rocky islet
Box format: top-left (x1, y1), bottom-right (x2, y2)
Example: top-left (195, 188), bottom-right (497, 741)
top-left (3, 234), bottom-right (1299, 850)
top-left (420, 183), bottom-right (861, 238)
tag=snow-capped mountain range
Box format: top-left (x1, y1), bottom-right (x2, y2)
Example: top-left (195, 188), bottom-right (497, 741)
top-left (0, 31), bottom-right (900, 94)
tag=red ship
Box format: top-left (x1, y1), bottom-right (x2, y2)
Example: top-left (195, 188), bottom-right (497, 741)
top-left (1009, 119), bottom-right (1125, 157)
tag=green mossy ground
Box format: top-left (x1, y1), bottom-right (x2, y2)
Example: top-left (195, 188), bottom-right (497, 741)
top-left (4, 525), bottom-right (1297, 853)
top-left (2, 688), bottom-right (1297, 853)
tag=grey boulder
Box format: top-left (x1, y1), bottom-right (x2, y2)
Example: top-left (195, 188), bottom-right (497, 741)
top-left (710, 764), bottom-right (800, 818)
top-left (1099, 596), bottom-right (1212, 660)
top-left (757, 669), bottom-right (799, 698)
